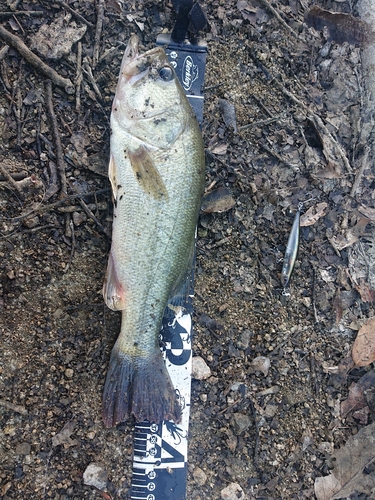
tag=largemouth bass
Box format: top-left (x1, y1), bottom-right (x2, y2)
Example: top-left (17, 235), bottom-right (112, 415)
top-left (102, 35), bottom-right (205, 427)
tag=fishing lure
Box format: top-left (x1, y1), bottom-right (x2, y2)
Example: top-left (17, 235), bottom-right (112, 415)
top-left (281, 203), bottom-right (302, 293)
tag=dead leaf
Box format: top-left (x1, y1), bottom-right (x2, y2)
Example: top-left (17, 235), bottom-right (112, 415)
top-left (305, 6), bottom-right (373, 45)
top-left (358, 205), bottom-right (375, 220)
top-left (313, 161), bottom-right (342, 179)
top-left (300, 202), bottom-right (328, 227)
top-left (30, 14), bottom-right (87, 60)
top-left (332, 289), bottom-right (343, 324)
top-left (352, 317), bottom-right (375, 367)
top-left (52, 421), bottom-right (78, 448)
top-left (209, 142), bottom-right (228, 155)
top-left (336, 352), bottom-right (354, 385)
top-left (201, 188), bottom-right (236, 213)
top-left (346, 268), bottom-right (375, 302)
top-left (314, 422), bottom-right (375, 500)
top-left (331, 216), bottom-right (370, 251)
top-left (352, 406), bottom-right (370, 424)
top-left (218, 99), bottom-right (237, 132)
top-left (331, 231), bottom-right (359, 251)
top-left (355, 280), bottom-right (375, 302)
top-left (314, 474), bottom-right (341, 500)
top-left (340, 381), bottom-right (367, 417)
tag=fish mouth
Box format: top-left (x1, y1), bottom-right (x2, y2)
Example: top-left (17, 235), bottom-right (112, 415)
top-left (120, 35), bottom-right (168, 85)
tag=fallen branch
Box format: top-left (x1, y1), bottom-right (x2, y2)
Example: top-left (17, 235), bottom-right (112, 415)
top-left (10, 188), bottom-right (110, 223)
top-left (0, 25), bottom-right (74, 94)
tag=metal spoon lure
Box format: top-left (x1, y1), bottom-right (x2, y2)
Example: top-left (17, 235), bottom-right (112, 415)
top-left (281, 202), bottom-right (303, 295)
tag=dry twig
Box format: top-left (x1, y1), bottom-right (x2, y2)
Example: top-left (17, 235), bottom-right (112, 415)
top-left (256, 0), bottom-right (299, 39)
top-left (350, 146), bottom-right (370, 197)
top-left (93, 0), bottom-right (105, 68)
top-left (0, 164), bottom-right (23, 194)
top-left (10, 189), bottom-right (110, 223)
top-left (75, 41), bottom-right (83, 112)
top-left (83, 61), bottom-right (103, 100)
top-left (54, 0), bottom-right (94, 28)
top-left (0, 25), bottom-right (74, 94)
top-left (0, 399), bottom-right (27, 415)
top-left (45, 80), bottom-right (67, 196)
top-left (0, 10), bottom-right (44, 16)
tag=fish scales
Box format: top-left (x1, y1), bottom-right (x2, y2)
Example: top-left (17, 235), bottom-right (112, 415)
top-left (102, 36), bottom-right (205, 427)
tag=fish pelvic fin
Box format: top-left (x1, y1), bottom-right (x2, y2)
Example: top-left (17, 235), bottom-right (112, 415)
top-left (128, 145), bottom-right (169, 201)
top-left (108, 154), bottom-right (118, 201)
top-left (102, 250), bottom-right (126, 310)
top-left (102, 346), bottom-right (181, 427)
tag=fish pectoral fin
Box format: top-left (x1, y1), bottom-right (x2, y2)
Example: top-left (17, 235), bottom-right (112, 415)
top-left (108, 154), bottom-right (118, 200)
top-left (102, 250), bottom-right (126, 310)
top-left (128, 145), bottom-right (169, 201)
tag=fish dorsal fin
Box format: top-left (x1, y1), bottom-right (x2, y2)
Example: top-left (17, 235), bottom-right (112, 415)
top-left (128, 145), bottom-right (169, 201)
top-left (108, 154), bottom-right (118, 200)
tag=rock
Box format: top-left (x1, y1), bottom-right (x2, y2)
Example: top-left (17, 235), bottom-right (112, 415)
top-left (193, 466), bottom-right (207, 486)
top-left (15, 442), bottom-right (31, 455)
top-left (221, 482), bottom-right (245, 499)
top-left (237, 329), bottom-right (252, 350)
top-left (72, 211), bottom-right (87, 226)
top-left (201, 187), bottom-right (236, 214)
top-left (64, 368), bottom-right (74, 379)
top-left (231, 413), bottom-right (251, 435)
top-left (192, 356), bottom-right (211, 380)
top-left (83, 463), bottom-right (108, 490)
top-left (248, 356), bottom-right (271, 377)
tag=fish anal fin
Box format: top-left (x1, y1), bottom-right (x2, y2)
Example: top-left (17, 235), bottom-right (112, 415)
top-left (128, 146), bottom-right (169, 201)
top-left (168, 239), bottom-right (195, 310)
top-left (102, 250), bottom-right (127, 311)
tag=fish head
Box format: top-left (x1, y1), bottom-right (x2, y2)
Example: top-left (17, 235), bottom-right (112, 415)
top-left (111, 35), bottom-right (189, 147)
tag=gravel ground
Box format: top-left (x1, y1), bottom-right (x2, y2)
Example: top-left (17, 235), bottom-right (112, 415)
top-left (1, 1), bottom-right (375, 499)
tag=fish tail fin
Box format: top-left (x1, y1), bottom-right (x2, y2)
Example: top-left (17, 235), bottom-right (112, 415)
top-left (102, 347), bottom-right (181, 427)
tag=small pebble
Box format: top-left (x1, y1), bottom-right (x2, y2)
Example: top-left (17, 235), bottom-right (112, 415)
top-left (64, 368), bottom-right (74, 379)
top-left (237, 329), bottom-right (252, 350)
top-left (248, 356), bottom-right (271, 377)
top-left (83, 463), bottom-right (108, 490)
top-left (193, 466), bottom-right (207, 486)
top-left (73, 211), bottom-right (87, 226)
top-left (192, 356), bottom-right (211, 380)
top-left (221, 482), bottom-right (245, 500)
top-left (231, 413), bottom-right (251, 435)
top-left (16, 442), bottom-right (31, 455)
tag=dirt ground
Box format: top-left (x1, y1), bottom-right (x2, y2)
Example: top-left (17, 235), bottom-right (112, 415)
top-left (1, 0), bottom-right (375, 499)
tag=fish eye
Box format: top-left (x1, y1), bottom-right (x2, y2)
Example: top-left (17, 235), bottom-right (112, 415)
top-left (158, 66), bottom-right (174, 81)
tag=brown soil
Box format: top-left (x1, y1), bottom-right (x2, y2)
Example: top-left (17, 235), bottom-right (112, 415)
top-left (1, 1), bottom-right (375, 499)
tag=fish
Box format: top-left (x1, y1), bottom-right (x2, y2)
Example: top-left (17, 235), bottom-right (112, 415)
top-left (102, 35), bottom-right (205, 428)
top-left (281, 209), bottom-right (300, 290)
